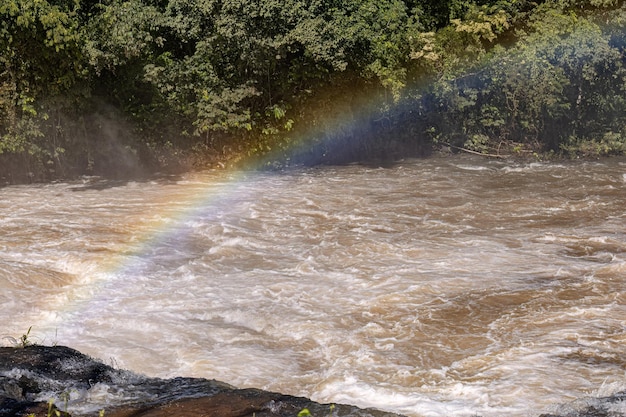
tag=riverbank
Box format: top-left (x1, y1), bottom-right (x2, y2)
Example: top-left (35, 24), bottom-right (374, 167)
top-left (0, 345), bottom-right (403, 417)
top-left (0, 138), bottom-right (611, 187)
top-left (1, 346), bottom-right (625, 417)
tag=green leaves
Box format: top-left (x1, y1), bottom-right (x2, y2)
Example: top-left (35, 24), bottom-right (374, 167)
top-left (84, 0), bottom-right (165, 72)
top-left (0, 0), bottom-right (87, 159)
top-left (419, 0), bottom-right (626, 156)
top-left (3, 0), bottom-right (626, 178)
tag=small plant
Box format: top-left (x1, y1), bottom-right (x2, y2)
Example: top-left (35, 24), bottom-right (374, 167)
top-left (20, 326), bottom-right (34, 348)
top-left (48, 399), bottom-right (61, 417)
top-left (4, 326), bottom-right (36, 348)
top-left (298, 404), bottom-right (335, 417)
top-left (60, 391), bottom-right (70, 414)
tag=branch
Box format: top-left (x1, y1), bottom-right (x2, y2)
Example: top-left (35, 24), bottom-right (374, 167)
top-left (442, 142), bottom-right (509, 159)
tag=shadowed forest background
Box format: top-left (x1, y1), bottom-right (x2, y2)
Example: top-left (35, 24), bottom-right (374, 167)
top-left (1, 0), bottom-right (626, 183)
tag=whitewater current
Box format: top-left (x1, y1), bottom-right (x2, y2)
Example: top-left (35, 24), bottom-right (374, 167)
top-left (1, 156), bottom-right (626, 417)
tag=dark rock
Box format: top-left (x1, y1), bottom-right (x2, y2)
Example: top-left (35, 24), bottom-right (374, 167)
top-left (0, 346), bottom-right (403, 417)
top-left (0, 397), bottom-right (70, 417)
top-left (104, 389), bottom-right (315, 417)
top-left (0, 345), bottom-right (113, 385)
top-left (539, 391), bottom-right (626, 417)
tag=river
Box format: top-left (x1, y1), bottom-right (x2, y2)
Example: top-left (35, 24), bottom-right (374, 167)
top-left (1, 155), bottom-right (625, 417)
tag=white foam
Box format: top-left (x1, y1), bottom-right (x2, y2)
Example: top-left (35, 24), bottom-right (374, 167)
top-left (4, 158), bottom-right (626, 417)
top-left (454, 164), bottom-right (493, 172)
top-left (317, 376), bottom-right (524, 417)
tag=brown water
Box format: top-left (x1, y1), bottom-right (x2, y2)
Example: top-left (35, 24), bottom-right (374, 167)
top-left (1, 156), bottom-right (625, 416)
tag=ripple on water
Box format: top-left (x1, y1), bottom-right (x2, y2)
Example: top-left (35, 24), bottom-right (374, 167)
top-left (1, 156), bottom-right (626, 417)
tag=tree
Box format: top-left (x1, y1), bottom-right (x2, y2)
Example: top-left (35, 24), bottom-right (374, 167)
top-left (0, 0), bottom-right (87, 180)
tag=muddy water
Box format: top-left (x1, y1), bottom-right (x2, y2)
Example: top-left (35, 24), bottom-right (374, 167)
top-left (1, 156), bottom-right (625, 417)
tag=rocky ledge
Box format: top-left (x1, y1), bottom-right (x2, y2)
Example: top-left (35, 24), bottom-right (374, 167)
top-left (0, 345), bottom-right (402, 417)
top-left (1, 346), bottom-right (626, 417)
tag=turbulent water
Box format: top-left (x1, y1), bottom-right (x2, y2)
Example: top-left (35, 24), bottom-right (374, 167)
top-left (1, 156), bottom-right (626, 417)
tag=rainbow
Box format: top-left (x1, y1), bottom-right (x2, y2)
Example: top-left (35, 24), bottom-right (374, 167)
top-left (33, 64), bottom-right (410, 343)
top-left (32, 168), bottom-right (267, 339)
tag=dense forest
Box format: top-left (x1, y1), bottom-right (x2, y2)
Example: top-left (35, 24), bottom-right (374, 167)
top-left (1, 0), bottom-right (626, 182)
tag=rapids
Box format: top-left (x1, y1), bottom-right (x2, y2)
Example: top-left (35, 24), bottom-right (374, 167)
top-left (1, 155), bottom-right (625, 417)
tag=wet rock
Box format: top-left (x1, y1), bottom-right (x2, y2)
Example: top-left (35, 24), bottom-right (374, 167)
top-left (105, 390), bottom-right (315, 417)
top-left (539, 392), bottom-right (626, 417)
top-left (0, 346), bottom-right (402, 417)
top-left (0, 397), bottom-right (70, 417)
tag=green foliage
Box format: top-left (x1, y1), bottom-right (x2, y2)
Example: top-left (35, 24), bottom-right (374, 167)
top-left (0, 0), bottom-right (86, 105)
top-left (48, 398), bottom-right (61, 417)
top-left (0, 0), bottom-right (88, 178)
top-left (562, 130), bottom-right (626, 157)
top-left (20, 326), bottom-right (33, 348)
top-left (2, 0), bottom-right (626, 180)
top-left (297, 403), bottom-right (336, 417)
top-left (84, 0), bottom-right (164, 72)
top-left (415, 0), bottom-right (626, 157)
top-left (3, 326), bottom-right (36, 348)
top-left (298, 408), bottom-right (312, 417)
